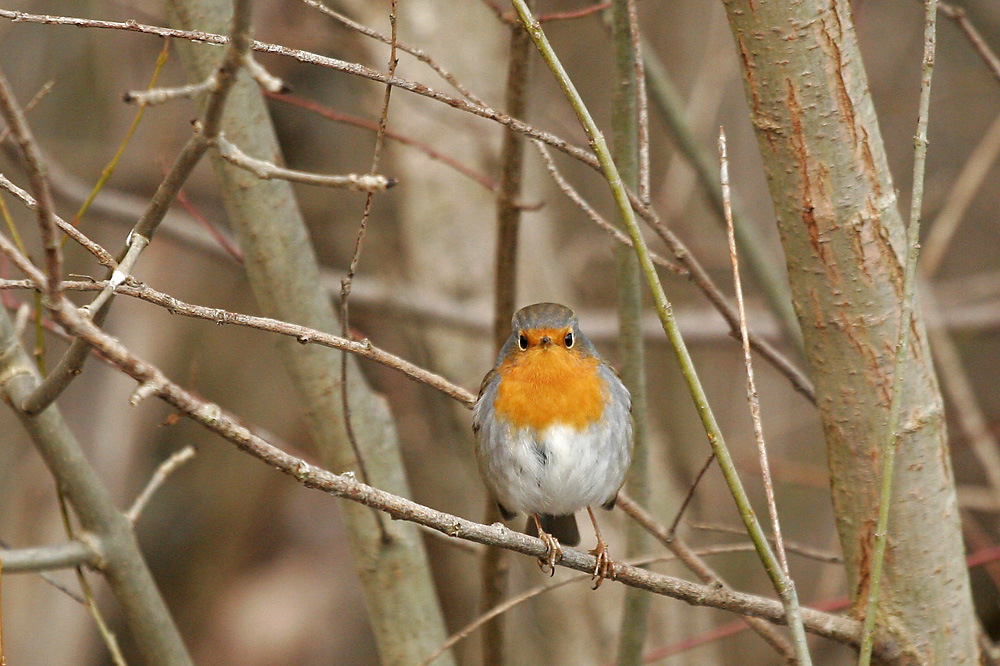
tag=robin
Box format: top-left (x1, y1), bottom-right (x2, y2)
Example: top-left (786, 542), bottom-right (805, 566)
top-left (473, 303), bottom-right (633, 586)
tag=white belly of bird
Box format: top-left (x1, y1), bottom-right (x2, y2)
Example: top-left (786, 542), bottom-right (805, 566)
top-left (493, 422), bottom-right (627, 517)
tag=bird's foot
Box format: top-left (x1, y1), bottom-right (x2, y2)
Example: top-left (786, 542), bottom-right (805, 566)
top-left (535, 527), bottom-right (563, 576)
top-left (589, 537), bottom-right (615, 589)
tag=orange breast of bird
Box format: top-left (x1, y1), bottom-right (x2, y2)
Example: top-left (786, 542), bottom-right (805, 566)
top-left (493, 345), bottom-right (606, 431)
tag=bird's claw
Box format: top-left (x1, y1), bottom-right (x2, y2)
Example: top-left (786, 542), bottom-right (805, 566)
top-left (590, 538), bottom-right (615, 589)
top-left (535, 530), bottom-right (562, 576)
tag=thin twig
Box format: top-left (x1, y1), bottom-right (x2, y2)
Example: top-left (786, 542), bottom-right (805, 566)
top-left (265, 92), bottom-right (498, 190)
top-left (0, 70), bottom-right (62, 300)
top-left (617, 492), bottom-right (797, 663)
top-left (920, 108), bottom-right (1000, 275)
top-left (299, 0), bottom-right (486, 105)
top-left (338, 0), bottom-right (399, 542)
top-left (687, 522), bottom-right (843, 564)
top-left (0, 173), bottom-right (117, 268)
top-left (667, 452), bottom-right (715, 537)
top-left (720, 129), bottom-right (789, 574)
top-left (0, 8), bottom-right (818, 403)
top-left (537, 3), bottom-right (610, 22)
top-left (721, 129), bottom-right (808, 663)
top-left (174, 186), bottom-right (245, 262)
top-left (126, 446), bottom-right (197, 522)
top-left (938, 2), bottom-right (1000, 83)
top-left (242, 54), bottom-right (288, 94)
top-left (531, 140), bottom-right (683, 275)
top-left (857, 1), bottom-right (938, 663)
top-left (123, 75), bottom-right (218, 106)
top-left (215, 133), bottom-right (394, 190)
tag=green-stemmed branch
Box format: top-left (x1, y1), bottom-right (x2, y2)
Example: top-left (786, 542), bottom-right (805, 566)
top-left (857, 0), bottom-right (939, 664)
top-left (509, 1), bottom-right (812, 662)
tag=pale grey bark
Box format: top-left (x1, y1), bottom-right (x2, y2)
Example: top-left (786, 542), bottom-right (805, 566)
top-left (0, 308), bottom-right (194, 666)
top-left (164, 2), bottom-right (455, 664)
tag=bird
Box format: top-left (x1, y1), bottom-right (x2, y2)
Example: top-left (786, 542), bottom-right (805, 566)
top-left (472, 302), bottom-right (633, 586)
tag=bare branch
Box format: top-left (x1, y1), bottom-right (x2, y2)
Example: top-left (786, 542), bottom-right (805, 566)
top-left (299, 0), bottom-right (486, 105)
top-left (938, 2), bottom-right (1000, 83)
top-left (0, 69), bottom-right (62, 299)
top-left (0, 172), bottom-right (116, 268)
top-left (531, 139), bottom-right (684, 275)
top-left (126, 446), bottom-right (198, 523)
top-left (123, 74), bottom-right (219, 106)
top-left (720, 129), bottom-right (789, 574)
top-left (16, 0), bottom-right (256, 416)
top-left (0, 8), bottom-right (819, 404)
top-left (617, 491), bottom-right (797, 663)
top-left (242, 54), bottom-right (288, 93)
top-left (31, 291), bottom-right (898, 658)
top-left (721, 129), bottom-right (807, 662)
top-left (0, 541), bottom-right (99, 573)
top-left (215, 133), bottom-right (394, 190)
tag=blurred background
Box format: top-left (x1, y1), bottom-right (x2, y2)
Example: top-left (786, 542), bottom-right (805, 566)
top-left (1, 0), bottom-right (999, 664)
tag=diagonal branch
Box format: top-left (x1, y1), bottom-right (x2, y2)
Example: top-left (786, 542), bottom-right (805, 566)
top-left (0, 70), bottom-right (62, 301)
top-left (16, 0), bottom-right (256, 415)
top-left (12, 279), bottom-right (896, 657)
top-left (0, 8), bottom-right (816, 404)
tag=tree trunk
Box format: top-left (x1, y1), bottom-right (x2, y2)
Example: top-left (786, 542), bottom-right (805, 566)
top-left (721, 1), bottom-right (977, 663)
top-left (166, 2), bottom-right (455, 664)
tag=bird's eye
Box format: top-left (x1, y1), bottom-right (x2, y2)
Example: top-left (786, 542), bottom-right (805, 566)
top-left (518, 334), bottom-right (529, 350)
top-left (564, 331), bottom-right (574, 348)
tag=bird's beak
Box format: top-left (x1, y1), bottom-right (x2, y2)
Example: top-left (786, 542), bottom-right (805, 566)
top-left (540, 335), bottom-right (552, 347)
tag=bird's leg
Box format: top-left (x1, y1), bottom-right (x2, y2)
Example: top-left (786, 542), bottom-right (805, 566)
top-left (532, 514), bottom-right (562, 575)
top-left (587, 506), bottom-right (615, 588)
